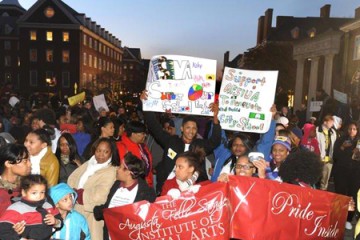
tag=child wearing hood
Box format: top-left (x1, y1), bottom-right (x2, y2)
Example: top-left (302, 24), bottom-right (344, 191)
top-left (301, 123), bottom-right (320, 155)
top-left (49, 183), bottom-right (90, 240)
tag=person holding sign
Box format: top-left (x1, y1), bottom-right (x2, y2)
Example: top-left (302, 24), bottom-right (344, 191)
top-left (140, 90), bottom-right (221, 195)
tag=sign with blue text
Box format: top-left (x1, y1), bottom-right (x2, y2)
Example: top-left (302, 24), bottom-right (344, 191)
top-left (143, 55), bottom-right (217, 116)
top-left (219, 67), bottom-right (278, 133)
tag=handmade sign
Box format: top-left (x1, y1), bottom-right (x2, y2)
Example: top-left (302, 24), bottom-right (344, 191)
top-left (333, 89), bottom-right (347, 104)
top-left (219, 67), bottom-right (278, 133)
top-left (93, 94), bottom-right (109, 112)
top-left (67, 92), bottom-right (85, 106)
top-left (142, 55), bottom-right (217, 116)
top-left (104, 182), bottom-right (230, 240)
top-left (228, 176), bottom-right (350, 240)
top-left (309, 101), bottom-right (323, 112)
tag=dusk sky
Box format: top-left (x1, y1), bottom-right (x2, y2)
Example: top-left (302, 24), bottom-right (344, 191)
top-left (21, 0), bottom-right (360, 67)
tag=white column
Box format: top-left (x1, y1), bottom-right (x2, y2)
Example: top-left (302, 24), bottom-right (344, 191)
top-left (323, 54), bottom-right (334, 95)
top-left (306, 57), bottom-right (320, 119)
top-left (294, 57), bottom-right (305, 111)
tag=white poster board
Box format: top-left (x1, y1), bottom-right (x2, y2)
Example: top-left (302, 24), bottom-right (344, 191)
top-left (333, 89), bottom-right (347, 104)
top-left (93, 94), bottom-right (109, 112)
top-left (218, 67), bottom-right (278, 133)
top-left (309, 101), bottom-right (323, 112)
top-left (142, 55), bottom-right (217, 116)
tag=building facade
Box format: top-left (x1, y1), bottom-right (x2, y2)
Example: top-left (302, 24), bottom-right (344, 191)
top-left (0, 0), bottom-right (123, 98)
top-left (122, 47), bottom-right (145, 94)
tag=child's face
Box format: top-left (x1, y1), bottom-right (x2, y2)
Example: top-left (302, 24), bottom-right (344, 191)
top-left (56, 193), bottom-right (74, 212)
top-left (22, 184), bottom-right (46, 202)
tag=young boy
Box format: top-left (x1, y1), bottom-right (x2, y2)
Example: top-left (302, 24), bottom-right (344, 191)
top-left (49, 183), bottom-right (90, 240)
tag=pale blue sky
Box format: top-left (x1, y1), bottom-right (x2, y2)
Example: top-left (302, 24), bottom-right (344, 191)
top-left (20, 0), bottom-right (359, 66)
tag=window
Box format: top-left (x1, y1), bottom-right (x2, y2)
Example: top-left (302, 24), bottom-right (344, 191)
top-left (30, 71), bottom-right (37, 86)
top-left (89, 37), bottom-right (92, 48)
top-left (89, 55), bottom-right (92, 67)
top-left (83, 35), bottom-right (87, 46)
top-left (307, 28), bottom-right (316, 38)
top-left (83, 53), bottom-right (87, 65)
top-left (354, 35), bottom-right (360, 60)
top-left (98, 43), bottom-right (102, 52)
top-left (94, 56), bottom-right (97, 68)
top-left (4, 56), bottom-right (11, 66)
top-left (4, 24), bottom-right (13, 35)
top-left (46, 71), bottom-right (53, 80)
top-left (63, 32), bottom-right (69, 42)
top-left (62, 72), bottom-right (70, 87)
top-left (46, 50), bottom-right (53, 62)
top-left (30, 31), bottom-right (37, 41)
top-left (30, 49), bottom-right (37, 62)
top-left (4, 41), bottom-right (11, 50)
top-left (129, 64), bottom-right (133, 70)
top-left (83, 73), bottom-right (87, 82)
top-left (46, 31), bottom-right (53, 41)
top-left (89, 74), bottom-right (92, 82)
top-left (123, 64), bottom-right (127, 69)
top-left (291, 27), bottom-right (300, 39)
top-left (44, 7), bottom-right (55, 18)
top-left (5, 73), bottom-right (11, 81)
top-left (98, 58), bottom-right (102, 70)
top-left (94, 40), bottom-right (98, 50)
top-left (62, 50), bottom-right (69, 63)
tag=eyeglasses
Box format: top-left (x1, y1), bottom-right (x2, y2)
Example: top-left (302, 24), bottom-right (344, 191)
top-left (235, 164), bottom-right (254, 170)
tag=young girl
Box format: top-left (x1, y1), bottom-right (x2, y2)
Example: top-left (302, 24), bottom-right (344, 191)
top-left (24, 127), bottom-right (59, 187)
top-left (55, 133), bottom-right (82, 183)
top-left (0, 174), bottom-right (62, 240)
top-left (161, 152), bottom-right (209, 196)
top-left (94, 152), bottom-right (156, 240)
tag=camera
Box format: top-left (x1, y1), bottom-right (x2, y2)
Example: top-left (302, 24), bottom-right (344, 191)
top-left (248, 152), bottom-right (264, 162)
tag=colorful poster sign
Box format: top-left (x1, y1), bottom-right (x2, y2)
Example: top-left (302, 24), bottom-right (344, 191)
top-left (142, 55), bottom-right (217, 116)
top-left (67, 92), bottom-right (85, 106)
top-left (218, 67), bottom-right (278, 133)
top-left (104, 177), bottom-right (349, 240)
top-left (228, 176), bottom-right (350, 240)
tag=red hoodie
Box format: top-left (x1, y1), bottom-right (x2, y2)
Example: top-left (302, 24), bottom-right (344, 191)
top-left (301, 123), bottom-right (320, 155)
top-left (117, 134), bottom-right (153, 187)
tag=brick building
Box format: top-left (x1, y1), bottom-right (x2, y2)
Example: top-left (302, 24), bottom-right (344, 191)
top-left (0, 0), bottom-right (123, 98)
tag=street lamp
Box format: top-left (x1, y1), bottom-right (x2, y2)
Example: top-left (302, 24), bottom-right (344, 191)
top-left (46, 78), bottom-right (51, 101)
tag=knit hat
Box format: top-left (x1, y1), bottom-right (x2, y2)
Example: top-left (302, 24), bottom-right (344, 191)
top-left (276, 116), bottom-right (289, 127)
top-left (272, 136), bottom-right (291, 151)
top-left (49, 183), bottom-right (77, 205)
top-left (333, 116), bottom-right (342, 130)
top-left (290, 127), bottom-right (303, 140)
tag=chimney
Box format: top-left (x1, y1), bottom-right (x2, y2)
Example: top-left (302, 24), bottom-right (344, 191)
top-left (263, 9), bottom-right (273, 41)
top-left (257, 16), bottom-right (264, 45)
top-left (320, 4), bottom-right (331, 18)
top-left (224, 51), bottom-right (229, 67)
top-left (355, 7), bottom-right (360, 19)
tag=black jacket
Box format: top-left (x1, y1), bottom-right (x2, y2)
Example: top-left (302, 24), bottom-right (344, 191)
top-left (93, 178), bottom-right (156, 240)
top-left (144, 111), bottom-right (222, 194)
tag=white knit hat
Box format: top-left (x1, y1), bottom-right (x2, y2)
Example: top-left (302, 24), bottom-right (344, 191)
top-left (276, 116), bottom-right (289, 127)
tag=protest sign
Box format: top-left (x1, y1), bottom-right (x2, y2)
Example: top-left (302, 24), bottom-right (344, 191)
top-left (142, 55), bottom-right (217, 116)
top-left (219, 67), bottom-right (278, 133)
top-left (228, 176), bottom-right (350, 240)
top-left (93, 94), bottom-right (109, 112)
top-left (67, 92), bottom-right (85, 106)
top-left (104, 182), bottom-right (230, 240)
top-left (309, 101), bottom-right (322, 112)
top-left (333, 89), bottom-right (347, 104)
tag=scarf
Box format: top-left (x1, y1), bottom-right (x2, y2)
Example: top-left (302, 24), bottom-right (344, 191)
top-left (78, 155), bottom-right (111, 188)
top-left (176, 171), bottom-right (199, 192)
top-left (30, 147), bottom-right (48, 175)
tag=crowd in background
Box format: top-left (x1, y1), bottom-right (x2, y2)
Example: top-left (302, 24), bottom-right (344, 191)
top-left (0, 83), bottom-right (359, 239)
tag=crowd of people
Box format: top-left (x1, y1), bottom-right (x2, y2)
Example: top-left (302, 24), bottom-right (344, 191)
top-left (0, 86), bottom-right (359, 239)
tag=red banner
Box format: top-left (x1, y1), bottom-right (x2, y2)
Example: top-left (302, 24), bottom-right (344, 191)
top-left (104, 182), bottom-right (230, 240)
top-left (228, 176), bottom-right (350, 240)
top-left (103, 177), bottom-right (350, 240)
